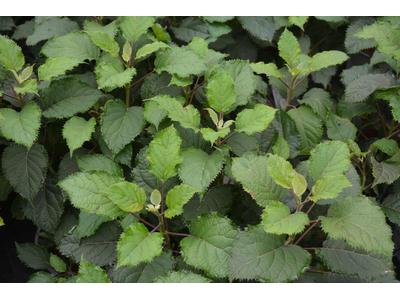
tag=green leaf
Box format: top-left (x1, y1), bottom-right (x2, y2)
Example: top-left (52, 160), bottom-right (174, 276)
top-left (141, 72), bottom-right (184, 99)
top-left (41, 31), bottom-right (100, 61)
top-left (226, 131), bottom-right (258, 156)
top-left (77, 154), bottom-right (123, 177)
top-left (16, 243), bottom-right (51, 270)
top-left (50, 254), bottom-right (66, 273)
top-left (95, 62), bottom-right (136, 91)
top-left (278, 29), bottom-right (301, 67)
top-left (26, 17), bottom-right (79, 46)
top-left (155, 46), bottom-right (207, 77)
top-left (14, 79), bottom-right (38, 95)
top-left (262, 202), bottom-right (309, 235)
top-left (371, 138), bottom-right (400, 157)
top-left (235, 104), bottom-right (276, 135)
top-left (273, 136), bottom-right (290, 160)
top-left (344, 18), bottom-right (376, 54)
top-left (153, 270), bottom-right (211, 283)
top-left (326, 113), bottom-right (357, 142)
top-left (100, 99), bottom-right (145, 154)
top-left (319, 196), bottom-right (394, 256)
top-left (371, 158), bottom-right (400, 186)
top-left (85, 31), bottom-right (119, 57)
top-left (117, 223), bottom-right (163, 268)
top-left (315, 16), bottom-right (348, 23)
top-left (2, 144), bottom-right (47, 201)
top-left (344, 74), bottom-right (397, 103)
top-left (150, 95), bottom-right (200, 132)
top-left (101, 182), bottom-right (146, 213)
top-left (27, 272), bottom-right (54, 283)
top-left (0, 34), bottom-right (25, 71)
top-left (229, 226), bottom-right (311, 282)
top-left (120, 16), bottom-right (156, 42)
top-left (63, 117), bottom-right (96, 157)
top-left (381, 194), bottom-right (400, 226)
top-left (0, 172), bottom-right (13, 201)
top-left (178, 148), bottom-right (225, 191)
top-left (76, 211), bottom-right (109, 239)
top-left (308, 141), bottom-right (350, 181)
top-left (309, 50), bottom-right (349, 72)
top-left (237, 16), bottom-right (275, 42)
top-left (59, 171), bottom-right (125, 219)
top-left (206, 72), bottom-right (236, 113)
top-left (250, 62), bottom-right (283, 78)
top-left (169, 74), bottom-right (193, 87)
top-left (0, 102), bottom-right (41, 148)
top-left (188, 37), bottom-right (208, 57)
top-left (266, 154), bottom-right (295, 189)
top-left (136, 41), bottom-right (170, 59)
top-left (310, 175), bottom-right (352, 202)
top-left (375, 88), bottom-right (400, 122)
top-left (144, 101), bottom-right (167, 129)
top-left (180, 213), bottom-right (239, 278)
top-left (231, 153), bottom-right (288, 207)
top-left (292, 172), bottom-right (307, 197)
top-left (152, 23), bottom-right (172, 43)
top-left (84, 20), bottom-right (118, 37)
top-left (147, 125), bottom-right (182, 182)
top-left (77, 258), bottom-right (111, 283)
top-left (40, 78), bottom-right (103, 119)
top-left (289, 16), bottom-right (309, 30)
top-left (165, 184), bottom-right (198, 218)
top-left (200, 127), bottom-right (229, 145)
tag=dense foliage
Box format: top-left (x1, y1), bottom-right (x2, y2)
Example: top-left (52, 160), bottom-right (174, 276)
top-left (1, 16), bottom-right (400, 283)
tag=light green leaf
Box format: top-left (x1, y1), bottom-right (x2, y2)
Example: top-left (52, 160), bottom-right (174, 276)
top-left (188, 37), bottom-right (208, 57)
top-left (292, 172), bottom-right (307, 197)
top-left (309, 50), bottom-right (349, 71)
top-left (180, 213), bottom-right (239, 278)
top-left (100, 99), bottom-right (145, 154)
top-left (150, 95), bottom-right (200, 132)
top-left (250, 62), bottom-right (283, 78)
top-left (155, 46), bottom-right (207, 77)
top-left (50, 254), bottom-right (66, 273)
top-left (77, 258), bottom-right (111, 283)
top-left (135, 41), bottom-right (170, 59)
top-left (231, 153), bottom-right (288, 207)
top-left (273, 136), bottom-right (290, 160)
top-left (0, 102), bottom-right (41, 148)
top-left (262, 202), bottom-right (309, 235)
top-left (278, 29), bottom-right (301, 67)
top-left (179, 148), bottom-right (225, 191)
top-left (326, 113), bottom-right (357, 142)
top-left (289, 16), bottom-right (309, 30)
top-left (153, 270), bottom-right (211, 283)
top-left (77, 154), bottom-right (123, 177)
top-left (14, 79), bottom-right (37, 95)
top-left (229, 226), bottom-right (311, 282)
top-left (152, 23), bottom-right (172, 43)
top-left (169, 74), bottom-right (193, 87)
top-left (310, 175), bottom-right (352, 202)
top-left (381, 194), bottom-right (400, 226)
top-left (147, 125), bottom-right (182, 182)
top-left (308, 141), bottom-right (350, 181)
top-left (86, 31), bottom-right (120, 57)
top-left (266, 154), bottom-right (295, 189)
top-left (117, 223), bottom-right (163, 268)
top-left (237, 16), bottom-right (275, 42)
top-left (206, 72), bottom-right (236, 113)
top-left (0, 34), bottom-right (25, 71)
top-left (63, 117), bottom-right (96, 157)
top-left (101, 182), bottom-right (146, 213)
top-left (83, 20), bottom-right (118, 37)
top-left (235, 104), bottom-right (276, 135)
top-left (319, 196), bottom-right (394, 256)
top-left (200, 127), bottom-right (230, 145)
top-left (120, 16), bottom-right (156, 42)
top-left (165, 184), bottom-right (198, 218)
top-left (38, 57), bottom-right (82, 81)
top-left (95, 62), bottom-right (136, 91)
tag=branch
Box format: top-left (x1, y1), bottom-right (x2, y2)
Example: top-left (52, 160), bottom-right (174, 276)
top-left (130, 212), bottom-right (156, 229)
top-left (188, 76), bottom-right (200, 106)
top-left (130, 70), bottom-right (155, 88)
top-left (220, 131), bottom-right (236, 145)
top-left (166, 231), bottom-right (191, 237)
top-left (294, 220), bottom-right (320, 245)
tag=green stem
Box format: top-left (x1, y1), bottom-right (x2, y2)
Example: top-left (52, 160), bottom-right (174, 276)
top-left (157, 213), bottom-right (171, 250)
top-left (283, 76), bottom-right (296, 112)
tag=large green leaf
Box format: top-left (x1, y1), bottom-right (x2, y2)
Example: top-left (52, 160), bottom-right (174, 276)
top-left (178, 148), bottom-right (224, 191)
top-left (165, 184), bottom-right (198, 218)
top-left (229, 226), bottom-right (311, 282)
top-left (77, 258), bottom-right (111, 283)
top-left (38, 57), bottom-right (82, 81)
top-left (237, 16), bottom-right (275, 42)
top-left (371, 158), bottom-right (400, 186)
top-left (136, 41), bottom-right (171, 59)
top-left (266, 154), bottom-right (295, 189)
top-left (310, 175), bottom-right (352, 202)
top-left (206, 72), bottom-right (236, 113)
top-left (120, 16), bottom-right (155, 42)
top-left (235, 104), bottom-right (276, 135)
top-left (153, 270), bottom-right (211, 283)
top-left (180, 213), bottom-right (239, 278)
top-left (0, 34), bottom-right (25, 71)
top-left (2, 144), bottom-right (47, 201)
top-left (77, 154), bottom-right (123, 177)
top-left (95, 62), bottom-right (136, 91)
top-left (101, 182), bottom-right (146, 213)
top-left (278, 29), bottom-right (301, 67)
top-left (86, 31), bottom-right (119, 57)
top-left (100, 99), bottom-right (145, 154)
top-left (76, 211), bottom-right (109, 239)
top-left (250, 62), bottom-right (283, 78)
top-left (326, 113), bottom-right (357, 142)
top-left (63, 117), bottom-right (96, 157)
top-left (0, 102), bottom-right (41, 148)
top-left (117, 223), bottom-right (163, 268)
top-left (309, 51), bottom-right (349, 71)
top-left (16, 243), bottom-right (51, 270)
top-left (319, 196), bottom-right (394, 256)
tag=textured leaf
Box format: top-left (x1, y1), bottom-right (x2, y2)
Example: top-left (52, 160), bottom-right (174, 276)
top-left (206, 72), bottom-right (236, 113)
top-left (180, 213), bottom-right (239, 278)
top-left (309, 51), bottom-right (349, 71)
top-left (344, 18), bottom-right (376, 54)
top-left (308, 141), bottom-right (350, 181)
top-left (50, 253), bottom-right (66, 272)
top-left (63, 117), bottom-right (96, 156)
top-left (16, 243), bottom-right (50, 270)
top-left (188, 37), bottom-right (208, 57)
top-left (155, 47), bottom-right (207, 77)
top-left (371, 138), bottom-right (400, 157)
top-left (38, 57), bottom-right (81, 81)
top-left (41, 31), bottom-right (100, 61)
top-left (226, 131), bottom-right (258, 156)
top-left (120, 16), bottom-right (155, 42)
top-left (319, 196), bottom-right (394, 256)
top-left (0, 102), bottom-right (41, 148)
top-left (292, 172), bottom-right (307, 198)
top-left (375, 88), bottom-right (400, 122)
top-left (2, 144), bottom-right (47, 201)
top-left (229, 226), bottom-right (311, 282)
top-left (232, 153), bottom-right (288, 207)
top-left (147, 125), bottom-right (182, 182)
top-left (59, 171), bottom-right (124, 219)
top-left (171, 17), bottom-right (210, 42)
top-left (86, 31), bottom-right (119, 57)
top-left (136, 41), bottom-right (170, 59)
top-left (150, 95), bottom-right (200, 132)
top-left (76, 211), bottom-right (109, 239)
top-left (27, 272), bottom-right (54, 283)
top-left (278, 29), bottom-right (301, 67)
top-left (153, 270), bottom-right (211, 283)
top-left (77, 154), bottom-right (123, 177)
top-left (179, 148), bottom-right (224, 191)
top-left (250, 62), bottom-right (283, 78)
top-left (381, 194), bottom-right (400, 226)
top-left (100, 99), bottom-right (145, 154)
top-left (143, 101), bottom-right (167, 129)
top-left (237, 16), bottom-right (275, 42)
top-left (102, 182), bottom-right (146, 213)
top-left (262, 202), bottom-right (309, 235)
top-left (326, 113), bottom-right (357, 142)
top-left (235, 104), bottom-right (276, 135)
top-left (289, 16), bottom-right (309, 30)
top-left (95, 62), bottom-right (136, 91)
top-left (372, 158), bottom-right (400, 186)
top-left (266, 154), bottom-right (295, 189)
top-left (117, 223), bottom-right (163, 268)
top-left (316, 239), bottom-right (393, 280)
top-left (141, 72), bottom-right (184, 99)
top-left (40, 78), bottom-right (103, 119)
top-left (165, 184), bottom-right (198, 218)
top-left (77, 258), bottom-right (111, 283)
top-left (200, 127), bottom-right (230, 145)
top-left (0, 34), bottom-right (24, 71)
top-left (14, 79), bottom-right (37, 95)
top-left (310, 175), bottom-right (352, 202)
